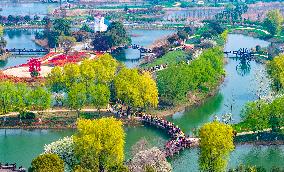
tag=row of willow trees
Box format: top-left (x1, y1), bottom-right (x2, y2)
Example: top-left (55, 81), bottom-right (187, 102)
top-left (0, 54), bottom-right (158, 115)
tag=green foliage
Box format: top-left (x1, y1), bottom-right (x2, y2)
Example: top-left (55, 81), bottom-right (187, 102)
top-left (0, 25), bottom-right (3, 37)
top-left (114, 68), bottom-right (158, 108)
top-left (141, 50), bottom-right (187, 68)
top-left (47, 66), bottom-right (65, 93)
top-left (267, 54), bottom-right (284, 90)
top-left (157, 47), bottom-right (224, 105)
top-left (28, 87), bottom-right (51, 111)
top-left (53, 18), bottom-right (71, 36)
top-left (80, 24), bottom-right (94, 33)
top-left (0, 82), bottom-right (50, 115)
top-left (67, 83), bottom-right (87, 112)
top-left (74, 118), bottom-right (125, 171)
top-left (199, 121), bottom-right (235, 172)
top-left (92, 32), bottom-right (112, 51)
top-left (234, 96), bottom-right (284, 132)
top-left (263, 10), bottom-right (283, 36)
top-left (88, 83), bottom-right (110, 111)
top-left (30, 153), bottom-right (64, 172)
top-left (92, 21), bottom-right (131, 50)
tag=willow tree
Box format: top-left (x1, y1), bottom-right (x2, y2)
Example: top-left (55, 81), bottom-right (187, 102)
top-left (114, 68), bottom-right (158, 108)
top-left (92, 54), bottom-right (119, 84)
top-left (63, 63), bottom-right (81, 89)
top-left (74, 118), bottom-right (126, 171)
top-left (199, 121), bottom-right (235, 172)
top-left (47, 66), bottom-right (65, 93)
top-left (88, 83), bottom-right (110, 113)
top-left (66, 83), bottom-right (87, 115)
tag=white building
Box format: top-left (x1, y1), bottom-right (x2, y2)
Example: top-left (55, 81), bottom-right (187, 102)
top-left (91, 16), bottom-right (108, 32)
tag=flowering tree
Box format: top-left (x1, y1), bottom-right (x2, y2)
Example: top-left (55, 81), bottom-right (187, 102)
top-left (44, 136), bottom-right (76, 170)
top-left (28, 58), bottom-right (41, 77)
top-left (128, 147), bottom-right (172, 172)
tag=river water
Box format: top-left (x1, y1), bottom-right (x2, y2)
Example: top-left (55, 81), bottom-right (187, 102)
top-left (0, 22), bottom-right (283, 171)
top-left (0, 2), bottom-right (57, 17)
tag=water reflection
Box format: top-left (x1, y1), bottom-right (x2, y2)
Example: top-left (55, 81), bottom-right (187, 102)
top-left (236, 58), bottom-right (251, 76)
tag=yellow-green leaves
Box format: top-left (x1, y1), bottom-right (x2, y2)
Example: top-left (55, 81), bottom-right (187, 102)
top-left (267, 54), bottom-right (284, 90)
top-left (74, 118), bottom-right (125, 171)
top-left (31, 154), bottom-right (64, 172)
top-left (199, 121), bottom-right (235, 172)
top-left (0, 25), bottom-right (4, 37)
top-left (114, 68), bottom-right (158, 108)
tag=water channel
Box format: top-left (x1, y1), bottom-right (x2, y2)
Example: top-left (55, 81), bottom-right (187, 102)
top-left (0, 27), bottom-right (283, 170)
top-left (0, 2), bottom-right (57, 17)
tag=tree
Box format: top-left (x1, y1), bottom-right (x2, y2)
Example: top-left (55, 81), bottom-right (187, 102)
top-left (88, 84), bottom-right (110, 113)
top-left (199, 121), bottom-right (235, 172)
top-left (74, 118), bottom-right (126, 171)
top-left (58, 36), bottom-right (76, 54)
top-left (44, 136), bottom-right (76, 169)
top-left (106, 21), bottom-right (131, 47)
top-left (80, 24), bottom-right (94, 33)
top-left (114, 68), bottom-right (158, 108)
top-left (241, 100), bottom-right (270, 132)
top-left (0, 25), bottom-right (3, 37)
top-left (53, 18), bottom-right (71, 36)
top-left (128, 147), bottom-right (172, 172)
top-left (92, 54), bottom-right (119, 84)
top-left (46, 31), bottom-right (60, 48)
top-left (0, 81), bottom-right (17, 115)
top-left (63, 63), bottom-right (81, 89)
top-left (24, 15), bottom-right (31, 23)
top-left (177, 30), bottom-right (188, 40)
top-left (263, 10), bottom-right (283, 36)
top-left (30, 154), bottom-right (64, 172)
top-left (267, 54), bottom-right (284, 90)
top-left (92, 32), bottom-right (112, 51)
top-left (14, 83), bottom-right (32, 113)
top-left (28, 87), bottom-right (51, 111)
top-left (66, 83), bottom-right (87, 115)
top-left (0, 37), bottom-right (7, 55)
top-left (47, 66), bottom-right (65, 93)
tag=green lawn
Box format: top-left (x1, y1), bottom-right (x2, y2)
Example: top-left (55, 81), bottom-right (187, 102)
top-left (140, 50), bottom-right (187, 68)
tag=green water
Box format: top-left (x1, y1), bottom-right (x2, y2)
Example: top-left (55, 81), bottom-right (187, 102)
top-left (0, 34), bottom-right (283, 171)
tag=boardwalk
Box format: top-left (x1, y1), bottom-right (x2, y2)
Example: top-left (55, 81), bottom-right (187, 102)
top-left (139, 114), bottom-right (199, 157)
top-left (6, 48), bottom-right (48, 55)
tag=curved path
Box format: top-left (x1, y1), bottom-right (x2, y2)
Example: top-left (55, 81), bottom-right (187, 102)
top-left (139, 113), bottom-right (199, 157)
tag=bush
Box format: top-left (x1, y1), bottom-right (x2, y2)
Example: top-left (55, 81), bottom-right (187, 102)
top-left (29, 154), bottom-right (64, 172)
top-left (18, 111), bottom-right (36, 120)
top-left (79, 112), bottom-right (97, 119)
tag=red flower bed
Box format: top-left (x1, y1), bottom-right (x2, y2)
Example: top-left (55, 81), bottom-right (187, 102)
top-left (0, 71), bottom-right (45, 83)
top-left (47, 52), bottom-right (88, 66)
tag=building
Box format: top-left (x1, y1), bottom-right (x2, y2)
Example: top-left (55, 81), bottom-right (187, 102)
top-left (89, 16), bottom-right (109, 32)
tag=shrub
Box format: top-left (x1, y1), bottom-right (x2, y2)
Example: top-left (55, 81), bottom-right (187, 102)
top-left (29, 154), bottom-right (64, 172)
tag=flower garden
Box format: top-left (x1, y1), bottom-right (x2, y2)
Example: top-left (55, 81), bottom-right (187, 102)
top-left (0, 51), bottom-right (95, 81)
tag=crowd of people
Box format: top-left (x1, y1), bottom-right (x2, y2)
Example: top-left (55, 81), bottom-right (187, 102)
top-left (140, 114), bottom-right (192, 157)
top-left (109, 100), bottom-right (195, 157)
top-left (143, 64), bottom-right (168, 73)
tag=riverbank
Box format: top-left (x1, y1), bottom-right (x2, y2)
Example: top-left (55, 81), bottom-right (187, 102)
top-left (149, 77), bottom-right (224, 117)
